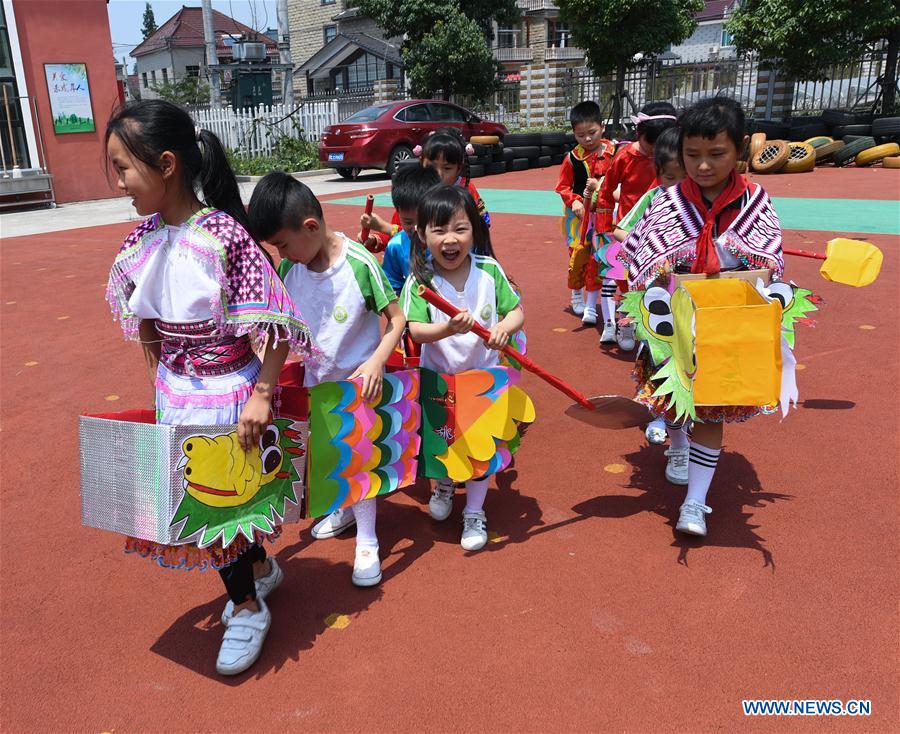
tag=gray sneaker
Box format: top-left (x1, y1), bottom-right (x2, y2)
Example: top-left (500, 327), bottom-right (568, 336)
top-left (664, 447), bottom-right (689, 485)
top-left (311, 506), bottom-right (357, 539)
top-left (428, 479), bottom-right (456, 521)
top-left (676, 500), bottom-right (712, 536)
top-left (461, 510), bottom-right (488, 551)
top-left (616, 322), bottom-right (636, 351)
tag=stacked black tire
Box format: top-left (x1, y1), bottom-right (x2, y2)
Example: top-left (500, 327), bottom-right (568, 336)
top-left (465, 131), bottom-right (577, 178)
top-left (746, 110), bottom-right (900, 168)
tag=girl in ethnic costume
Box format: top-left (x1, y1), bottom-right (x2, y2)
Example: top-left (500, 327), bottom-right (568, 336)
top-left (105, 100), bottom-right (316, 675)
top-left (621, 97), bottom-right (784, 537)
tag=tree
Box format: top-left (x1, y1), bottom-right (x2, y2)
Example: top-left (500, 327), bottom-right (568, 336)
top-left (142, 2), bottom-right (158, 40)
top-left (727, 0), bottom-right (900, 113)
top-left (557, 0), bottom-right (703, 128)
top-left (357, 0), bottom-right (520, 101)
top-left (151, 76), bottom-right (210, 107)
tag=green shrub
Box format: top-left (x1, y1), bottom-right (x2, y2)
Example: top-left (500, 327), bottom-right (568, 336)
top-left (227, 135), bottom-right (320, 176)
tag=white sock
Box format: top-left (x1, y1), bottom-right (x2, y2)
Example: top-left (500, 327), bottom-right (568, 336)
top-left (464, 478), bottom-right (489, 514)
top-left (354, 498), bottom-right (378, 547)
top-left (600, 279), bottom-right (617, 323)
top-left (666, 422), bottom-right (689, 450)
top-left (685, 442), bottom-right (721, 506)
top-left (584, 289), bottom-right (599, 310)
top-left (571, 289), bottom-right (583, 301)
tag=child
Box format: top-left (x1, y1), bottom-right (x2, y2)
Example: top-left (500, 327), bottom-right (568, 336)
top-left (613, 126), bottom-right (684, 445)
top-left (104, 100), bottom-right (317, 676)
top-left (399, 184), bottom-right (524, 551)
top-left (555, 100), bottom-right (616, 323)
top-left (248, 173), bottom-right (406, 587)
top-left (622, 97), bottom-right (784, 537)
top-left (594, 102), bottom-right (678, 346)
top-left (362, 127), bottom-right (490, 251)
top-left (381, 164), bottom-right (442, 293)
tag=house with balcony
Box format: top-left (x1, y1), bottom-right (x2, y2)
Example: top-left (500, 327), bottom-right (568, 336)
top-left (668, 0), bottom-right (739, 62)
top-left (493, 0), bottom-right (585, 78)
top-left (131, 6), bottom-right (278, 100)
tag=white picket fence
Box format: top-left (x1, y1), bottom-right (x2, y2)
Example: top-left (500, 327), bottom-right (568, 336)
top-left (191, 100), bottom-right (340, 156)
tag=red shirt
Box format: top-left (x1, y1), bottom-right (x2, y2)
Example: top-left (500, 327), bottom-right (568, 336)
top-left (555, 141), bottom-right (616, 209)
top-left (596, 142), bottom-right (657, 232)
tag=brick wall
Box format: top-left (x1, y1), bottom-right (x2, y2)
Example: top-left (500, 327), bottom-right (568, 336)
top-left (287, 0), bottom-right (345, 68)
top-left (670, 22), bottom-right (725, 63)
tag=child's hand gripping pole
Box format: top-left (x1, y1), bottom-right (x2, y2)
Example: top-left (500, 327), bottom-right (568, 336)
top-left (416, 285), bottom-right (596, 411)
top-left (359, 194), bottom-right (375, 243)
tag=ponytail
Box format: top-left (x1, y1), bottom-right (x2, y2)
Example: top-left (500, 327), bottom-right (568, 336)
top-left (196, 128), bottom-right (251, 234)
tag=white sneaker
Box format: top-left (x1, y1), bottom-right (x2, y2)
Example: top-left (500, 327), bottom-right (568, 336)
top-left (311, 506), bottom-right (356, 539)
top-left (582, 306), bottom-right (598, 325)
top-left (600, 320), bottom-right (617, 343)
top-left (664, 446), bottom-right (689, 485)
top-left (216, 598), bottom-right (271, 676)
top-left (429, 479), bottom-right (456, 521)
top-left (616, 322), bottom-right (636, 351)
top-left (676, 500), bottom-right (712, 536)
top-left (570, 290), bottom-right (585, 316)
top-left (461, 510), bottom-right (488, 551)
top-left (221, 557), bottom-right (284, 626)
top-left (351, 545), bottom-right (382, 587)
top-left (645, 418), bottom-right (667, 445)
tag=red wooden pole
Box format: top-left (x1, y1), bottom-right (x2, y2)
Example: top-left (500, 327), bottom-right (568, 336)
top-left (783, 247), bottom-right (827, 261)
top-left (359, 194), bottom-right (375, 243)
top-left (417, 285), bottom-right (596, 410)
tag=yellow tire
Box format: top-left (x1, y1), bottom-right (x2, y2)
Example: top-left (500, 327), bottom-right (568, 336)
top-left (855, 142), bottom-right (900, 167)
top-left (751, 140), bottom-right (790, 173)
top-left (804, 136), bottom-right (833, 148)
top-left (882, 156), bottom-right (900, 168)
top-left (469, 135), bottom-right (500, 145)
top-left (783, 142), bottom-right (816, 173)
top-left (749, 132), bottom-right (767, 162)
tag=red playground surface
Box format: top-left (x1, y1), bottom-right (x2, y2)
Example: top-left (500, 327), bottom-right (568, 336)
top-left (1, 166), bottom-right (898, 732)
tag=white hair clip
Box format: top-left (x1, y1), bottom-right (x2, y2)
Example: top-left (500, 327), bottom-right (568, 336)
top-left (631, 112), bottom-right (678, 125)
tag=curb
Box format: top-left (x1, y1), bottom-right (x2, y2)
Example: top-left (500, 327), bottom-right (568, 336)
top-left (236, 169), bottom-right (332, 183)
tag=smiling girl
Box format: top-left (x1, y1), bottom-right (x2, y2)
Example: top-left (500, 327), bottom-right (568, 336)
top-left (399, 184), bottom-right (524, 551)
top-left (105, 100), bottom-right (317, 675)
top-left (622, 96), bottom-right (784, 538)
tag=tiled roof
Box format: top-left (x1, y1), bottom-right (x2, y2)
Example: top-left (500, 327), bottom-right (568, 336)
top-left (696, 0), bottom-right (735, 22)
top-left (131, 6), bottom-right (276, 57)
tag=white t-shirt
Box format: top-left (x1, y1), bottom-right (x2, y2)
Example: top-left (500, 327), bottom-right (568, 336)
top-left (399, 254), bottom-right (521, 374)
top-left (127, 223), bottom-right (219, 321)
top-left (278, 234), bottom-right (396, 386)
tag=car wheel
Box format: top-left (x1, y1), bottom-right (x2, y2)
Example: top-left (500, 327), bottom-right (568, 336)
top-left (387, 145), bottom-right (414, 176)
top-left (335, 167), bottom-right (356, 180)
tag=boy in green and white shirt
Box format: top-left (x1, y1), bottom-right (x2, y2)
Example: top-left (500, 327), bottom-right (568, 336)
top-left (249, 173), bottom-right (406, 589)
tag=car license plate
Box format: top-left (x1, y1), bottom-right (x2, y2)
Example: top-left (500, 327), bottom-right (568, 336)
top-left (328, 152), bottom-right (344, 161)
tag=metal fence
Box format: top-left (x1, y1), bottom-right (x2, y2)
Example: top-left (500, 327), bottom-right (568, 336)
top-left (562, 55), bottom-right (759, 123)
top-left (452, 81), bottom-right (521, 128)
top-left (790, 49), bottom-right (888, 114)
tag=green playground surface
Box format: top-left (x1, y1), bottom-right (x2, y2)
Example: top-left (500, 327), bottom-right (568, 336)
top-left (331, 188), bottom-right (900, 235)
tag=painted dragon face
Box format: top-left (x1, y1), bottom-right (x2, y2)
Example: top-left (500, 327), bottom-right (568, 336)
top-left (181, 424), bottom-right (286, 508)
top-left (755, 280), bottom-right (820, 348)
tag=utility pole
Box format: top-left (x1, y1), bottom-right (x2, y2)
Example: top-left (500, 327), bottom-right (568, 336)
top-left (201, 0), bottom-right (220, 106)
top-left (277, 0), bottom-right (294, 108)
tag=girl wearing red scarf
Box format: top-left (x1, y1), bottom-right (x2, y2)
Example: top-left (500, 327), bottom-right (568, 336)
top-left (621, 97), bottom-right (784, 538)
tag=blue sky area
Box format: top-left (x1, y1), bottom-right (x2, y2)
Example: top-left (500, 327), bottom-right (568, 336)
top-left (107, 0), bottom-right (277, 73)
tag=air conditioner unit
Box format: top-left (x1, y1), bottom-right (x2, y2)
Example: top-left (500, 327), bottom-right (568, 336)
top-left (233, 42), bottom-right (267, 61)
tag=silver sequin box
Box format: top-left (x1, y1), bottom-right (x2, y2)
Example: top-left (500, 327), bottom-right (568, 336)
top-left (79, 415), bottom-right (307, 544)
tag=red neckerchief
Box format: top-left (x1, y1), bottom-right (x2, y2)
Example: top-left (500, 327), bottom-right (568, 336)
top-left (680, 171), bottom-right (749, 275)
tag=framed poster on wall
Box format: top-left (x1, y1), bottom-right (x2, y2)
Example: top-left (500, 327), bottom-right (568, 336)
top-left (44, 63), bottom-right (95, 134)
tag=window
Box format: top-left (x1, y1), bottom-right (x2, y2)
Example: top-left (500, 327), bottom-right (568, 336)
top-left (141, 72), bottom-right (148, 88)
top-left (344, 103), bottom-right (393, 122)
top-left (321, 0), bottom-right (335, 4)
top-left (0, 6), bottom-right (31, 168)
top-left (721, 28), bottom-right (734, 47)
top-left (430, 103), bottom-right (466, 123)
top-left (161, 68), bottom-right (168, 84)
top-left (496, 24), bottom-right (521, 49)
top-left (398, 104), bottom-right (431, 123)
top-left (547, 19), bottom-right (572, 48)
top-left (186, 65), bottom-right (200, 78)
top-left (323, 24), bottom-right (337, 44)
top-left (150, 69), bottom-right (156, 85)
top-left (345, 50), bottom-right (386, 90)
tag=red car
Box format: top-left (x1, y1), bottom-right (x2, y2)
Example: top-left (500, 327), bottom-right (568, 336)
top-left (319, 99), bottom-right (508, 178)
